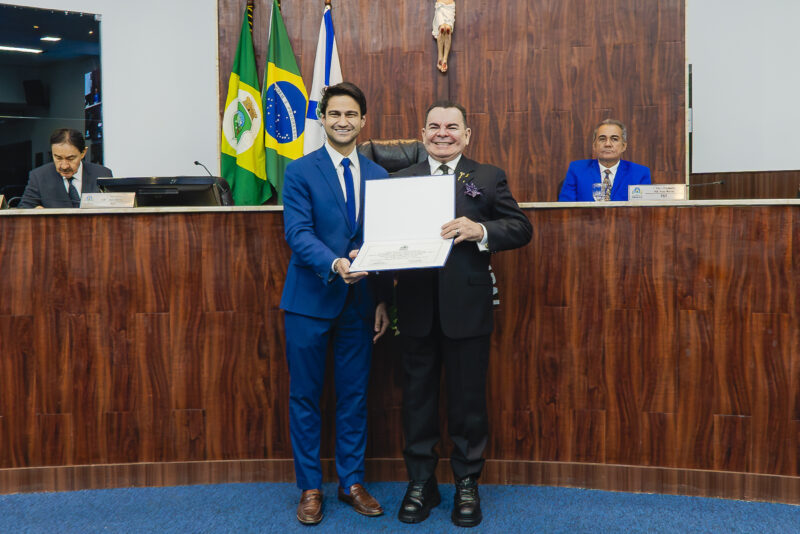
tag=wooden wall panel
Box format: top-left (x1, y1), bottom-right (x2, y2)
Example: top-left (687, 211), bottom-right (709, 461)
top-left (0, 218), bottom-right (33, 316)
top-left (0, 205), bottom-right (798, 503)
top-left (676, 310), bottom-right (714, 470)
top-left (690, 171), bottom-right (800, 200)
top-left (217, 0), bottom-right (685, 202)
top-left (750, 313), bottom-right (796, 475)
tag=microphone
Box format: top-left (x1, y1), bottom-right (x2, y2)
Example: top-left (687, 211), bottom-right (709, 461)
top-left (687, 180), bottom-right (725, 187)
top-left (194, 160), bottom-right (213, 176)
top-left (195, 160), bottom-right (234, 206)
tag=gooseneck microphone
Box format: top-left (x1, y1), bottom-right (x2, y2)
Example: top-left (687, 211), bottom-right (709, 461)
top-left (687, 180), bottom-right (725, 187)
top-left (194, 160), bottom-right (213, 177)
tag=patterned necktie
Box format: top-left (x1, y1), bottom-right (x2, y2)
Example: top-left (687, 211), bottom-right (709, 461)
top-left (438, 163), bottom-right (451, 175)
top-left (602, 169), bottom-right (612, 201)
top-left (66, 177), bottom-right (81, 207)
top-left (341, 157), bottom-right (356, 230)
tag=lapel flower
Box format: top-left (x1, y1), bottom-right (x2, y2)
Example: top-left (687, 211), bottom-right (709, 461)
top-left (464, 181), bottom-right (482, 198)
top-left (457, 171), bottom-right (471, 183)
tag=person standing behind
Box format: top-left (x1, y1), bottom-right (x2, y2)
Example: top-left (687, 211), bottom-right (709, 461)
top-left (393, 100), bottom-right (532, 528)
top-left (18, 128), bottom-right (112, 208)
top-left (558, 118), bottom-right (650, 201)
top-left (280, 82), bottom-right (390, 526)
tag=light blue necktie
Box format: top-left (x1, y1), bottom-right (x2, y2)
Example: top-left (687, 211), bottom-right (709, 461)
top-left (342, 157), bottom-right (356, 230)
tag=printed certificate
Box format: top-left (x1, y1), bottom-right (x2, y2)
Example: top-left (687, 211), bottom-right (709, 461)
top-left (349, 174), bottom-right (454, 271)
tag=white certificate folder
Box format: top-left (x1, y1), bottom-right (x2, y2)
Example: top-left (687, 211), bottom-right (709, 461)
top-left (349, 174), bottom-right (454, 272)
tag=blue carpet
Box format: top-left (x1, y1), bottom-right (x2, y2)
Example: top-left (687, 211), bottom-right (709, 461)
top-left (0, 482), bottom-right (798, 533)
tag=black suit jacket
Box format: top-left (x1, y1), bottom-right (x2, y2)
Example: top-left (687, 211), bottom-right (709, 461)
top-left (18, 161), bottom-right (113, 208)
top-left (394, 157), bottom-right (532, 339)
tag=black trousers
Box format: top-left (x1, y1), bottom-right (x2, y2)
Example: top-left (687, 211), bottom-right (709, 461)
top-left (401, 327), bottom-right (491, 482)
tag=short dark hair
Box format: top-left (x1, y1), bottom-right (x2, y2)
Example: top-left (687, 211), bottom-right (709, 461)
top-left (50, 128), bottom-right (86, 152)
top-left (592, 119), bottom-right (627, 143)
top-left (319, 82), bottom-right (367, 116)
top-left (425, 100), bottom-right (468, 129)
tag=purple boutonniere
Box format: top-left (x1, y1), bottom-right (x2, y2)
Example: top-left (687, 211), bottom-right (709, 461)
top-left (457, 171), bottom-right (482, 197)
top-left (464, 182), bottom-right (482, 198)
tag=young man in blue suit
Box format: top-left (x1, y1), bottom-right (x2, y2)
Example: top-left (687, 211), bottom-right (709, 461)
top-left (558, 119), bottom-right (650, 201)
top-left (280, 82), bottom-right (390, 525)
top-left (18, 128), bottom-right (112, 208)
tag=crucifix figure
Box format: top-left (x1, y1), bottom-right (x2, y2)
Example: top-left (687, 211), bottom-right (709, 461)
top-left (432, 0), bottom-right (455, 73)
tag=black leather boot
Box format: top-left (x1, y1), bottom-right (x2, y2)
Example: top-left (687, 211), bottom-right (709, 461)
top-left (398, 477), bottom-right (441, 523)
top-left (452, 476), bottom-right (482, 527)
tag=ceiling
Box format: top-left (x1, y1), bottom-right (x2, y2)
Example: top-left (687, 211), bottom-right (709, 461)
top-left (0, 3), bottom-right (100, 66)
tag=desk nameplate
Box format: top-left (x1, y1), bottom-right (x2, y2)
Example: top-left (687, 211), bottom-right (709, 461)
top-left (629, 184), bottom-right (686, 201)
top-left (81, 192), bottom-right (136, 208)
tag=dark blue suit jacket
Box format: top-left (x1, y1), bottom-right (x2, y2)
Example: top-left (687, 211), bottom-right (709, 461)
top-left (19, 161), bottom-right (113, 208)
top-left (280, 146), bottom-right (389, 320)
top-left (558, 159), bottom-right (651, 201)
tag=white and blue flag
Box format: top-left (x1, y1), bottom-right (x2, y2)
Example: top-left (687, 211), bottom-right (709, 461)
top-left (303, 4), bottom-right (343, 154)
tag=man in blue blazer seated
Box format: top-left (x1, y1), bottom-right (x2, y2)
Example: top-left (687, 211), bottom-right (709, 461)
top-left (18, 128), bottom-right (113, 208)
top-left (280, 82), bottom-right (390, 526)
top-left (558, 118), bottom-right (650, 201)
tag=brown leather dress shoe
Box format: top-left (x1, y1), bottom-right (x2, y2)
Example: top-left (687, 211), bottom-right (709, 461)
top-left (337, 483), bottom-right (384, 516)
top-left (297, 489), bottom-right (323, 525)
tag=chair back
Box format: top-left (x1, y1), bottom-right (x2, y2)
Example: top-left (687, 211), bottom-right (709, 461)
top-left (357, 139), bottom-right (427, 174)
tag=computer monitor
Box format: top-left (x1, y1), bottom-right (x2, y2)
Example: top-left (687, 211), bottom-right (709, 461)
top-left (97, 177), bottom-right (232, 207)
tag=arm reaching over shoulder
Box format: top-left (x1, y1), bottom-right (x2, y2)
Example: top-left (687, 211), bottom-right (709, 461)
top-left (373, 302), bottom-right (389, 343)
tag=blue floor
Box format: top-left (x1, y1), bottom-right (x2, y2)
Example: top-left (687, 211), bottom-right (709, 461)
top-left (1, 482), bottom-right (798, 533)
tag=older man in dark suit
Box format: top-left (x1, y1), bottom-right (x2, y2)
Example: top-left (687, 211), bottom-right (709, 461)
top-left (394, 100), bottom-right (532, 528)
top-left (18, 128), bottom-right (112, 208)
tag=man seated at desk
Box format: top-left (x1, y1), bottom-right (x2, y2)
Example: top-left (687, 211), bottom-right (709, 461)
top-left (18, 128), bottom-right (113, 208)
top-left (558, 119), bottom-right (650, 202)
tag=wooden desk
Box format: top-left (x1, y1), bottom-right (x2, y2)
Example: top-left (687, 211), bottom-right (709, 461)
top-left (0, 202), bottom-right (797, 503)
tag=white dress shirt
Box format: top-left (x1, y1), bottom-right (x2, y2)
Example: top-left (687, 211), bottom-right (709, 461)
top-left (599, 160), bottom-right (620, 186)
top-left (61, 162), bottom-right (84, 198)
top-left (326, 143), bottom-right (362, 273)
top-left (325, 142), bottom-right (361, 219)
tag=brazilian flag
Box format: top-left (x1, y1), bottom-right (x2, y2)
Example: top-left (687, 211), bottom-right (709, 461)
top-left (221, 3), bottom-right (270, 205)
top-left (263, 0), bottom-right (308, 204)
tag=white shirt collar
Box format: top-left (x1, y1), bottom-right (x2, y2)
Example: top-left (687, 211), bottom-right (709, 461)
top-left (599, 160), bottom-right (620, 180)
top-left (62, 161), bottom-right (83, 191)
top-left (324, 143), bottom-right (359, 171)
top-left (428, 154), bottom-right (463, 175)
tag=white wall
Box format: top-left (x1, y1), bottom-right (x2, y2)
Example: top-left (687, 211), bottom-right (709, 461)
top-left (688, 1), bottom-right (800, 173)
top-left (8, 0), bottom-right (220, 176)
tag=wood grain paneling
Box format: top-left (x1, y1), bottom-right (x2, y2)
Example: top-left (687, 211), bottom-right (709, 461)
top-left (217, 0), bottom-right (685, 202)
top-left (690, 171), bottom-right (800, 200)
top-left (676, 310), bottom-right (714, 470)
top-left (0, 204), bottom-right (797, 504)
